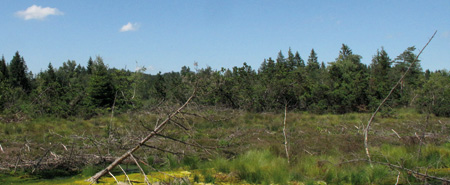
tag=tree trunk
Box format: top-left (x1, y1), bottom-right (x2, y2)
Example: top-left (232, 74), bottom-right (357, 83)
top-left (86, 89), bottom-right (196, 183)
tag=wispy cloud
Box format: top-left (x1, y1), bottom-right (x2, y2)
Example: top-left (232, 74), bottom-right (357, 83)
top-left (120, 22), bottom-right (140, 32)
top-left (16, 5), bottom-right (63, 20)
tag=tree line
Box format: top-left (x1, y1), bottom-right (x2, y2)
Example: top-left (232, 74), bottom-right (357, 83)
top-left (0, 44), bottom-right (449, 120)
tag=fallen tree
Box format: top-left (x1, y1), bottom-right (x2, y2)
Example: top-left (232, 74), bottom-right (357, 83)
top-left (87, 88), bottom-right (197, 183)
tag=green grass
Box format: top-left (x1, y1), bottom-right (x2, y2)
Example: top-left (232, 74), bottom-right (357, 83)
top-left (1, 108), bottom-right (449, 184)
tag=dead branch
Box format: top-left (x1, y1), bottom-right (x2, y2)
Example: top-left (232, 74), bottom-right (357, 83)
top-left (108, 171), bottom-right (119, 184)
top-left (32, 146), bottom-right (53, 173)
top-left (141, 144), bottom-right (184, 156)
top-left (86, 88), bottom-right (196, 183)
top-left (135, 156), bottom-right (190, 185)
top-left (170, 119), bottom-right (190, 131)
top-left (341, 159), bottom-right (450, 183)
top-left (363, 31), bottom-right (437, 166)
top-left (395, 171), bottom-right (401, 185)
top-left (118, 165), bottom-right (132, 185)
top-left (155, 133), bottom-right (216, 150)
top-left (130, 154), bottom-right (150, 185)
top-left (282, 103), bottom-right (290, 164)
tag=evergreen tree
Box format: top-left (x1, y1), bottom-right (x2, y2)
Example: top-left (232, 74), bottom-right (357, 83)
top-left (87, 57), bottom-right (94, 75)
top-left (9, 51), bottom-right (30, 92)
top-left (328, 45), bottom-right (368, 113)
top-left (306, 49), bottom-right (319, 71)
top-left (294, 51), bottom-right (305, 68)
top-left (154, 72), bottom-right (167, 100)
top-left (87, 56), bottom-right (115, 108)
top-left (336, 44), bottom-right (352, 62)
top-left (45, 63), bottom-right (57, 84)
top-left (392, 46), bottom-right (423, 106)
top-left (276, 50), bottom-right (286, 71)
top-left (368, 48), bottom-right (391, 100)
top-left (286, 48), bottom-right (296, 71)
top-left (0, 55), bottom-right (8, 82)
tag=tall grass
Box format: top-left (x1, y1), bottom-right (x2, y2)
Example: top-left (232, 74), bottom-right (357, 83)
top-left (209, 150), bottom-right (290, 184)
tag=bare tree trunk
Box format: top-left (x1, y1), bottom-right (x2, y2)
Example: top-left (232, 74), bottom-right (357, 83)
top-left (282, 104), bottom-right (290, 164)
top-left (363, 31), bottom-right (436, 166)
top-left (86, 89), bottom-right (196, 183)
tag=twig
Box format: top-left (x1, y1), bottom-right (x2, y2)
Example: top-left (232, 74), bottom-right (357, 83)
top-left (108, 171), bottom-right (119, 184)
top-left (170, 119), bottom-right (190, 131)
top-left (141, 144), bottom-right (184, 156)
top-left (109, 91), bottom-right (118, 138)
top-left (130, 154), bottom-right (150, 185)
top-left (0, 144), bottom-right (4, 153)
top-left (155, 133), bottom-right (217, 150)
top-left (363, 30), bottom-right (437, 166)
top-left (118, 165), bottom-right (132, 185)
top-left (395, 171), bottom-right (401, 185)
top-left (136, 157), bottom-right (190, 185)
top-left (13, 149), bottom-right (22, 174)
top-left (32, 146), bottom-right (53, 173)
top-left (87, 88), bottom-right (196, 183)
top-left (341, 159), bottom-right (450, 183)
top-left (392, 129), bottom-right (401, 139)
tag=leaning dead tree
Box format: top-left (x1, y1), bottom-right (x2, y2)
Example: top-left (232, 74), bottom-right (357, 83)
top-left (363, 31), bottom-right (437, 166)
top-left (87, 88), bottom-right (197, 183)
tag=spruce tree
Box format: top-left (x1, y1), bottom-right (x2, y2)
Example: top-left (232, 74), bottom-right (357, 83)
top-left (87, 57), bottom-right (115, 108)
top-left (87, 57), bottom-right (94, 75)
top-left (294, 51), bottom-right (305, 68)
top-left (306, 49), bottom-right (319, 71)
top-left (0, 55), bottom-right (8, 82)
top-left (9, 51), bottom-right (30, 92)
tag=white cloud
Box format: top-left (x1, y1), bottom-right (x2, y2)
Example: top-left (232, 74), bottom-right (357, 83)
top-left (16, 5), bottom-right (63, 20)
top-left (120, 22), bottom-right (140, 32)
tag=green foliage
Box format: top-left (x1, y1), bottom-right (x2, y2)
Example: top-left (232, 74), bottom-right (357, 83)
top-left (417, 70), bottom-right (450, 117)
top-left (210, 150), bottom-right (290, 184)
top-left (1, 45), bottom-right (449, 119)
top-left (86, 57), bottom-right (115, 110)
top-left (81, 164), bottom-right (103, 177)
top-left (0, 55), bottom-right (8, 82)
top-left (9, 51), bottom-right (31, 92)
top-left (328, 44), bottom-right (369, 113)
top-left (181, 156), bottom-right (200, 170)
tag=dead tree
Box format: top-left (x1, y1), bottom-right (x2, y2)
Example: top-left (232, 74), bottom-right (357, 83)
top-left (86, 88), bottom-right (196, 183)
top-left (363, 31), bottom-right (437, 166)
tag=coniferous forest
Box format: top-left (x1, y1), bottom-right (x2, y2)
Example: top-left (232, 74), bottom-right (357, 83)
top-left (1, 44), bottom-right (449, 120)
top-left (1, 44), bottom-right (450, 184)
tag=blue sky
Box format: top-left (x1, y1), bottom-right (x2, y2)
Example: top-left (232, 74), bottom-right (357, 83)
top-left (1, 1), bottom-right (449, 74)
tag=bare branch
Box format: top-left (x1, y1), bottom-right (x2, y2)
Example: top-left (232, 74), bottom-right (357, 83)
top-left (364, 31), bottom-right (437, 166)
top-left (87, 88), bottom-right (196, 183)
top-left (282, 104), bottom-right (290, 164)
top-left (130, 154), bottom-right (150, 185)
top-left (118, 165), bottom-right (132, 185)
top-left (141, 144), bottom-right (184, 156)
